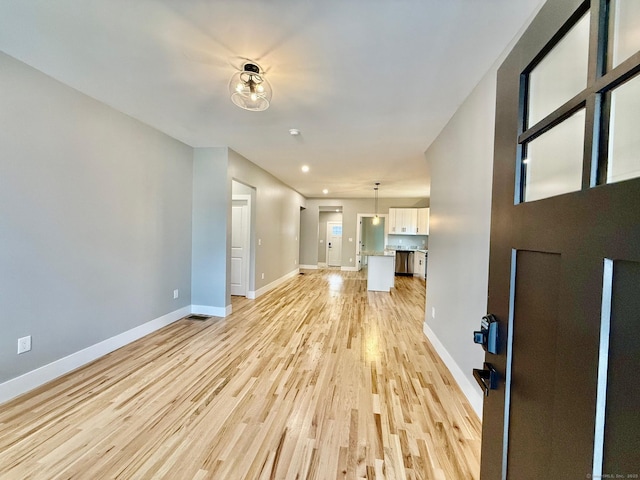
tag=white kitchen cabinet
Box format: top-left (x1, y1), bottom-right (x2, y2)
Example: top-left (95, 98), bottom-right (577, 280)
top-left (388, 208), bottom-right (397, 234)
top-left (403, 208), bottom-right (418, 234)
top-left (417, 208), bottom-right (429, 235)
top-left (366, 254), bottom-right (395, 292)
top-left (414, 250), bottom-right (426, 278)
top-left (388, 208), bottom-right (418, 234)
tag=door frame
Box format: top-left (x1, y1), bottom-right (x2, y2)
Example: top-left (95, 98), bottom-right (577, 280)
top-left (355, 213), bottom-right (389, 271)
top-left (230, 194), bottom-right (251, 297)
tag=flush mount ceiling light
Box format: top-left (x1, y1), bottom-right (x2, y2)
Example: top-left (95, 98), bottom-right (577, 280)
top-left (229, 61), bottom-right (272, 111)
top-left (372, 182), bottom-right (381, 225)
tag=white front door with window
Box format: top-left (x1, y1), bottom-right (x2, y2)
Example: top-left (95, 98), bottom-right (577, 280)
top-left (326, 222), bottom-right (342, 267)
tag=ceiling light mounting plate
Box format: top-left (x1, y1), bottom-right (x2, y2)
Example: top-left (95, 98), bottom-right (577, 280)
top-left (243, 63), bottom-right (260, 74)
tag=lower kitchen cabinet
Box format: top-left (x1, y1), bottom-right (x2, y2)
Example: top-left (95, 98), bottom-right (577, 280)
top-left (414, 250), bottom-right (426, 278)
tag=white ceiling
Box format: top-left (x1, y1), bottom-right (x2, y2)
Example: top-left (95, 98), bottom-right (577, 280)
top-left (0, 0), bottom-right (543, 199)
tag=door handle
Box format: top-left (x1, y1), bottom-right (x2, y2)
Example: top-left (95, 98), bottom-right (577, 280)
top-left (473, 362), bottom-right (498, 397)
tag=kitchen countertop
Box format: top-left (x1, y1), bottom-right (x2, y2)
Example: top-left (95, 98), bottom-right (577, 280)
top-left (385, 246), bottom-right (428, 253)
top-left (361, 250), bottom-right (396, 257)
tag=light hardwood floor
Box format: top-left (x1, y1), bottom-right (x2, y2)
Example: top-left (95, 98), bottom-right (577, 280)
top-left (0, 270), bottom-right (481, 479)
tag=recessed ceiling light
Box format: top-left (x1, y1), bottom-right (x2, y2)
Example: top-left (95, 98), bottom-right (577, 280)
top-left (289, 128), bottom-right (301, 136)
top-left (301, 165), bottom-right (310, 173)
top-left (336, 209), bottom-right (340, 212)
top-left (322, 189), bottom-right (329, 194)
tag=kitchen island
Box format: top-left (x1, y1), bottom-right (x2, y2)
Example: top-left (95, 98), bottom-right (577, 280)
top-left (361, 250), bottom-right (395, 292)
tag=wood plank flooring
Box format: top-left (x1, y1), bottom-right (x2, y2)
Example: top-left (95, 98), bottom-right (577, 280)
top-left (0, 269), bottom-right (481, 479)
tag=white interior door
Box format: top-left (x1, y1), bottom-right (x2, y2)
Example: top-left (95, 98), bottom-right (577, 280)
top-left (326, 222), bottom-right (342, 267)
top-left (231, 198), bottom-right (249, 296)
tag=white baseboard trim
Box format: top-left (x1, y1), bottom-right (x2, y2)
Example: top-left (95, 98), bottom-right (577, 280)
top-left (248, 268), bottom-right (299, 299)
top-left (0, 306), bottom-right (191, 405)
top-left (318, 262), bottom-right (328, 268)
top-left (423, 322), bottom-right (483, 418)
top-left (299, 264), bottom-right (318, 270)
top-left (191, 304), bottom-right (231, 318)
top-left (341, 266), bottom-right (359, 272)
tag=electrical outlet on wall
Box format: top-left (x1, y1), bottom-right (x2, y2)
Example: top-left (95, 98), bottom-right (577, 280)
top-left (173, 289), bottom-right (179, 299)
top-left (261, 273), bottom-right (265, 280)
top-left (17, 335), bottom-right (31, 354)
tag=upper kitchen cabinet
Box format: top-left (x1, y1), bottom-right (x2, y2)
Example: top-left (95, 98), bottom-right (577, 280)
top-left (388, 207), bottom-right (429, 235)
top-left (417, 207), bottom-right (429, 235)
top-left (388, 208), bottom-right (418, 234)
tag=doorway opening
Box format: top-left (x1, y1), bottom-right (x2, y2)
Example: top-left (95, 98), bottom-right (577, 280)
top-left (231, 180), bottom-right (255, 297)
top-left (356, 213), bottom-right (388, 271)
top-left (318, 207), bottom-right (342, 267)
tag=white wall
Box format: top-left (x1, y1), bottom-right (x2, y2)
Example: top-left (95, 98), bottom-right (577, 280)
top-left (0, 52), bottom-right (193, 385)
top-left (423, 68), bottom-right (498, 416)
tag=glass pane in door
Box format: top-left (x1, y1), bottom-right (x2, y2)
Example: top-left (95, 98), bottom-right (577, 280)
top-left (523, 109), bottom-right (586, 202)
top-left (606, 74), bottom-right (640, 184)
top-left (527, 12), bottom-right (590, 127)
top-left (608, 0), bottom-right (640, 68)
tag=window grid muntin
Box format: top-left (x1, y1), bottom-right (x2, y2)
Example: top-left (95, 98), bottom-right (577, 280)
top-left (516, 0), bottom-right (640, 203)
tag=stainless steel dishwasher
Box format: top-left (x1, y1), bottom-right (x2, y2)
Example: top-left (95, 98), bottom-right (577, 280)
top-left (394, 250), bottom-right (414, 276)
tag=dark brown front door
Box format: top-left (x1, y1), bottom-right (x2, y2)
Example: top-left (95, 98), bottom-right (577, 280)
top-left (480, 0), bottom-right (640, 478)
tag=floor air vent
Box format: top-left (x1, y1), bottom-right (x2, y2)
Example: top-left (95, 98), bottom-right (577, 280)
top-left (185, 314), bottom-right (211, 321)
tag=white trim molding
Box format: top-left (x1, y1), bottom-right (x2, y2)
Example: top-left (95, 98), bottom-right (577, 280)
top-left (341, 266), bottom-right (359, 272)
top-left (0, 306), bottom-right (191, 405)
top-left (191, 304), bottom-right (232, 318)
top-left (248, 268), bottom-right (299, 299)
top-left (299, 264), bottom-right (318, 270)
top-left (423, 321), bottom-right (484, 418)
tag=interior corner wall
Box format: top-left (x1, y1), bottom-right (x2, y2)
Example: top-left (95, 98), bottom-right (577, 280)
top-left (0, 51), bottom-right (193, 385)
top-left (228, 149), bottom-right (305, 293)
top-left (191, 147), bottom-right (230, 314)
top-left (299, 207), bottom-right (318, 267)
top-left (423, 67), bottom-right (498, 416)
